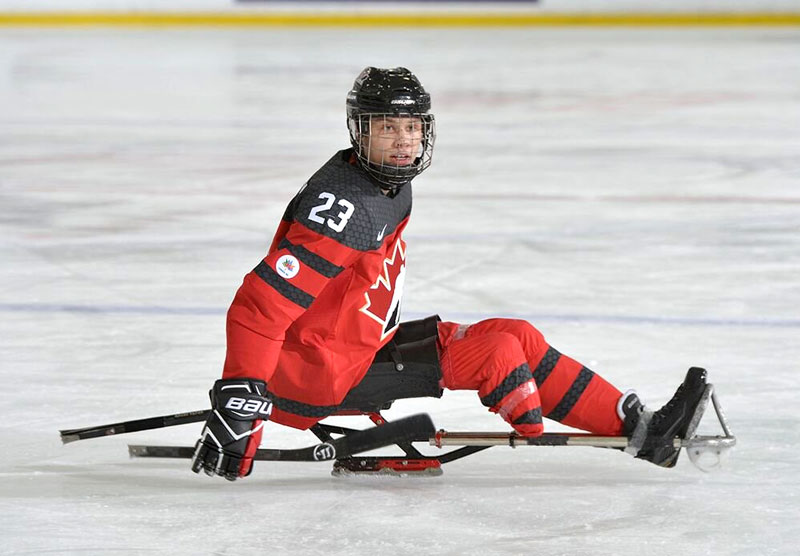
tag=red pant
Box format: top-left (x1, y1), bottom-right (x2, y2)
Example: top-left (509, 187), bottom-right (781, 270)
top-left (437, 319), bottom-right (624, 436)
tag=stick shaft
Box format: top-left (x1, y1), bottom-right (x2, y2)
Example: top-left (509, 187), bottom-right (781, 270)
top-left (60, 409), bottom-right (210, 444)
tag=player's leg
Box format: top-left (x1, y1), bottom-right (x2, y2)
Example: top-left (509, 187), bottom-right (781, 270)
top-left (499, 318), bottom-right (629, 435)
top-left (440, 319), bottom-right (709, 467)
top-left (439, 318), bottom-right (625, 436)
top-left (438, 322), bottom-right (543, 436)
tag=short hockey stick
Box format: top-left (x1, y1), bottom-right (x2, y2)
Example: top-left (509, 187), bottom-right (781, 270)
top-left (129, 413), bottom-right (436, 462)
top-left (59, 409), bottom-right (210, 444)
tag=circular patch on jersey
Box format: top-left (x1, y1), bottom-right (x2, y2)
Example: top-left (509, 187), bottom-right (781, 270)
top-left (275, 254), bottom-right (300, 279)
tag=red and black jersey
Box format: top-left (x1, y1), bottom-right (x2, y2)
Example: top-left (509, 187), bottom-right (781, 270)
top-left (222, 149), bottom-right (412, 429)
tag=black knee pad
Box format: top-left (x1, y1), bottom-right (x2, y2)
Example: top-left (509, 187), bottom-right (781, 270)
top-left (391, 314), bottom-right (441, 346)
top-left (340, 315), bottom-right (443, 412)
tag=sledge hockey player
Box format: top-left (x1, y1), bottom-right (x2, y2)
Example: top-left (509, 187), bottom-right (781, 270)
top-left (191, 67), bottom-right (709, 480)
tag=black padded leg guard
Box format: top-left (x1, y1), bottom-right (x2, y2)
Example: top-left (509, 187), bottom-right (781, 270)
top-left (340, 315), bottom-right (443, 412)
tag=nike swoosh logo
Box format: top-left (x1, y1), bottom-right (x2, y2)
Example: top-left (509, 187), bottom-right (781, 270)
top-left (377, 224), bottom-right (387, 242)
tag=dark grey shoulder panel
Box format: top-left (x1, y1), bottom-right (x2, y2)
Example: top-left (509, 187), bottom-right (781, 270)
top-left (288, 150), bottom-right (413, 251)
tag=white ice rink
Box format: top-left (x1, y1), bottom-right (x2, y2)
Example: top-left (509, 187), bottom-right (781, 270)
top-left (1, 26), bottom-right (799, 555)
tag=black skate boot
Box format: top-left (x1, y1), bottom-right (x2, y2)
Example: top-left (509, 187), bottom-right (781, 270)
top-left (620, 367), bottom-right (708, 468)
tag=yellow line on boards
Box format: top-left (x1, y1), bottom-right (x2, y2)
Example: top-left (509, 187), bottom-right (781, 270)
top-left (1, 12), bottom-right (800, 27)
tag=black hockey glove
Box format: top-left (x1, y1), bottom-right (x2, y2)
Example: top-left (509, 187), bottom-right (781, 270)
top-left (191, 378), bottom-right (272, 481)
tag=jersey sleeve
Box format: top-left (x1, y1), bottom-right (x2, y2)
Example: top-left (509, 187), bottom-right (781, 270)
top-left (222, 187), bottom-right (374, 382)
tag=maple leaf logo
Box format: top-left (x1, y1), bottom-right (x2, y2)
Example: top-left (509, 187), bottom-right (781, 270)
top-left (360, 239), bottom-right (406, 340)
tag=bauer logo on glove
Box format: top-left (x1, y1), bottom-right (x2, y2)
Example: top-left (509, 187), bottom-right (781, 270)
top-left (190, 378), bottom-right (272, 481)
top-left (223, 396), bottom-right (272, 418)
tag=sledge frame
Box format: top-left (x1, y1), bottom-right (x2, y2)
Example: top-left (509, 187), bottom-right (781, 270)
top-left (315, 383), bottom-right (736, 475)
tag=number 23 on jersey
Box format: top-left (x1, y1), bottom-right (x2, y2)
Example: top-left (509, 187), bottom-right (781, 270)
top-left (308, 192), bottom-right (355, 233)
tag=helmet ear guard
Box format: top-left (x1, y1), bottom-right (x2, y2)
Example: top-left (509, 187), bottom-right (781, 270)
top-left (346, 67), bottom-right (436, 191)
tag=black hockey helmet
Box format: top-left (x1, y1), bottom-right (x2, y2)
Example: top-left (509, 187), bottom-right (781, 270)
top-left (346, 67), bottom-right (435, 191)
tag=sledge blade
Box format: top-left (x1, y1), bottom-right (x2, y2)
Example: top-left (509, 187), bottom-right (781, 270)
top-left (332, 457), bottom-right (444, 478)
top-left (129, 413), bottom-right (437, 463)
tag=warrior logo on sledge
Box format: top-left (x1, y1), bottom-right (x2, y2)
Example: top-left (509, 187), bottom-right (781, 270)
top-left (313, 443), bottom-right (336, 461)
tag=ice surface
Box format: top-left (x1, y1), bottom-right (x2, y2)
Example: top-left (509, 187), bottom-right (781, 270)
top-left (1, 27), bottom-right (799, 555)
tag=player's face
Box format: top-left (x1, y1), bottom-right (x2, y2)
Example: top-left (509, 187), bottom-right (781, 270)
top-left (364, 116), bottom-right (423, 167)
